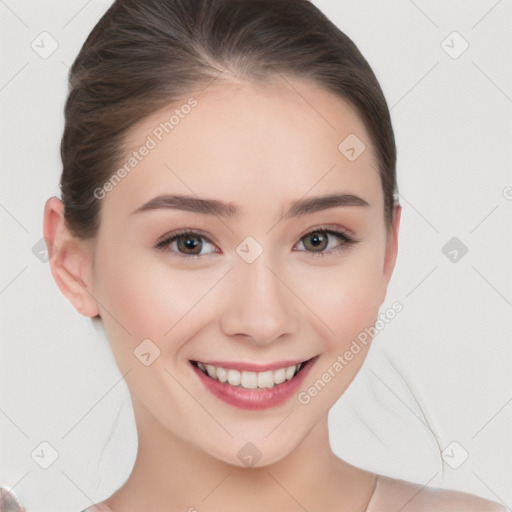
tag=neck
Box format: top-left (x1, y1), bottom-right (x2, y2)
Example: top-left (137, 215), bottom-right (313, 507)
top-left (104, 394), bottom-right (376, 512)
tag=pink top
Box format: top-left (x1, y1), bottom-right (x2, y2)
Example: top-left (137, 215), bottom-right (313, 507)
top-left (81, 474), bottom-right (509, 512)
top-left (365, 475), bottom-right (509, 511)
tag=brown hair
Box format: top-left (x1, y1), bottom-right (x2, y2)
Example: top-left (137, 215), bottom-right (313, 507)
top-left (60, 0), bottom-right (397, 241)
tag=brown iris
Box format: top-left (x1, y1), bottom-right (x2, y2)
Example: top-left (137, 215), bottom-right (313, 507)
top-left (302, 231), bottom-right (329, 252)
top-left (177, 234), bottom-right (203, 255)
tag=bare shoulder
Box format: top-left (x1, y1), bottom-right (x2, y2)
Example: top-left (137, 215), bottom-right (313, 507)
top-left (367, 474), bottom-right (507, 512)
top-left (80, 503), bottom-right (114, 512)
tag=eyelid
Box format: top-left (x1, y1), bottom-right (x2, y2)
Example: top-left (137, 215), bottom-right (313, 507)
top-left (298, 223), bottom-right (355, 240)
top-left (293, 225), bottom-right (359, 257)
top-left (154, 227), bottom-right (217, 248)
top-left (154, 228), bottom-right (220, 259)
top-left (154, 224), bottom-right (359, 258)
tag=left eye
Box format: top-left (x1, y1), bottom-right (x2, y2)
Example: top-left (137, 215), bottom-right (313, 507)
top-left (154, 228), bottom-right (356, 259)
top-left (295, 229), bottom-right (354, 256)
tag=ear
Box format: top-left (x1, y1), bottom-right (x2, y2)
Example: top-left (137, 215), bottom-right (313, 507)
top-left (43, 197), bottom-right (100, 318)
top-left (381, 203), bottom-right (401, 300)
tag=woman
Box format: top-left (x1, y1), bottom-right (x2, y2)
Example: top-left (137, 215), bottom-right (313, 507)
top-left (43, 0), bottom-right (508, 510)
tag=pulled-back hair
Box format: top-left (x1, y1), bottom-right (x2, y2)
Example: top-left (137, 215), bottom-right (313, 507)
top-left (60, 0), bottom-right (397, 240)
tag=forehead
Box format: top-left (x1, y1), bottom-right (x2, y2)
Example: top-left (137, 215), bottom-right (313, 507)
top-left (107, 78), bottom-right (382, 218)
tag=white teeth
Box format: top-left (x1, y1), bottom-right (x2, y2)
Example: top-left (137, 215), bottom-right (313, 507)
top-left (241, 371), bottom-right (258, 389)
top-left (227, 369), bottom-right (241, 386)
top-left (273, 368), bottom-right (286, 385)
top-left (216, 367), bottom-right (227, 383)
top-left (196, 361), bottom-right (304, 389)
top-left (206, 364), bottom-right (217, 379)
top-left (285, 365), bottom-right (296, 380)
top-left (257, 370), bottom-right (274, 389)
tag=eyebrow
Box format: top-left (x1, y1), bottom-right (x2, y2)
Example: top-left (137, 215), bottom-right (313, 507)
top-left (131, 193), bottom-right (370, 218)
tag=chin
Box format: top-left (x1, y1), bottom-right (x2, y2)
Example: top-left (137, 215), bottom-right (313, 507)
top-left (203, 436), bottom-right (298, 469)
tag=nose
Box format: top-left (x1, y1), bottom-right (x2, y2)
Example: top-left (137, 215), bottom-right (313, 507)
top-left (219, 251), bottom-right (299, 346)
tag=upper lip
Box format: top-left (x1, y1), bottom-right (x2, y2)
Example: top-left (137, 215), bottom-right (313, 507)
top-left (191, 356), bottom-right (315, 372)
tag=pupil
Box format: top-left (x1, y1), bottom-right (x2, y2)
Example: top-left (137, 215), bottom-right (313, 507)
top-left (308, 231), bottom-right (326, 251)
top-left (179, 235), bottom-right (201, 254)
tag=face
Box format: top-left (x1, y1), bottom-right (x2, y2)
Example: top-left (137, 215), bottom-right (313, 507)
top-left (54, 78), bottom-right (399, 467)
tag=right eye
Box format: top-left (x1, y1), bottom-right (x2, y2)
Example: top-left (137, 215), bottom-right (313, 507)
top-left (154, 229), bottom-right (220, 259)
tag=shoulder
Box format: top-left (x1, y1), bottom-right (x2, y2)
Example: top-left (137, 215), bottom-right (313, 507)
top-left (80, 504), bottom-right (114, 512)
top-left (367, 474), bottom-right (508, 512)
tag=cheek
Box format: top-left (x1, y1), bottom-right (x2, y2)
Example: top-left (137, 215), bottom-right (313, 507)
top-left (294, 249), bottom-right (384, 344)
top-left (93, 244), bottom-right (219, 353)
top-left (293, 253), bottom-right (384, 408)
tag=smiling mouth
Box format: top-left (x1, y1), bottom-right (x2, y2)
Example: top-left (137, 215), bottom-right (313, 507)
top-left (190, 358), bottom-right (315, 390)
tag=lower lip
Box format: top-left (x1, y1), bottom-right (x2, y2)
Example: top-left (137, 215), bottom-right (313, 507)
top-left (191, 358), bottom-right (316, 410)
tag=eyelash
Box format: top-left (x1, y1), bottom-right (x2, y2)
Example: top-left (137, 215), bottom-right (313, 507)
top-left (154, 225), bottom-right (359, 260)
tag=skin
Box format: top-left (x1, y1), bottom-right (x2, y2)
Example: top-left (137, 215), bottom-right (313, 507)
top-left (44, 77), bottom-right (401, 512)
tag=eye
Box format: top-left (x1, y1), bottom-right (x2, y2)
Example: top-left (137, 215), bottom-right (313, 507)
top-left (154, 226), bottom-right (359, 260)
top-left (154, 229), bottom-right (219, 259)
top-left (294, 227), bottom-right (358, 257)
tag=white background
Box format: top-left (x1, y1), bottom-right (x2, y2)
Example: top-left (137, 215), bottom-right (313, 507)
top-left (1, 1), bottom-right (511, 511)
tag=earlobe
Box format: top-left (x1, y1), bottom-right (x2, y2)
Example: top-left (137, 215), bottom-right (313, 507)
top-left (381, 204), bottom-right (401, 298)
top-left (43, 197), bottom-right (100, 318)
